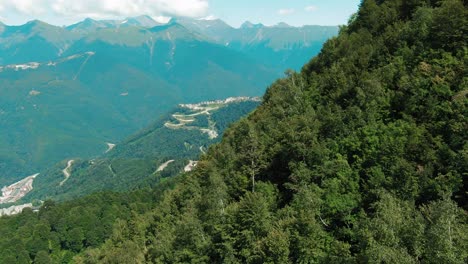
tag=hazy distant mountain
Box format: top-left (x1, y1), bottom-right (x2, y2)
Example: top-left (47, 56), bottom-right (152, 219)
top-left (123, 15), bottom-right (161, 28)
top-left (0, 20), bottom-right (76, 64)
top-left (66, 15), bottom-right (161, 33)
top-left (173, 17), bottom-right (339, 70)
top-left (274, 22), bottom-right (293, 28)
top-left (240, 21), bottom-right (265, 29)
top-left (170, 17), bottom-right (234, 42)
top-left (66, 18), bottom-right (118, 33)
top-left (0, 17), bottom-right (338, 186)
top-left (174, 18), bottom-right (338, 51)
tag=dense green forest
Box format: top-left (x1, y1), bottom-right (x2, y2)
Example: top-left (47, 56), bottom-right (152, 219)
top-left (0, 180), bottom-right (178, 263)
top-left (0, 0), bottom-right (467, 263)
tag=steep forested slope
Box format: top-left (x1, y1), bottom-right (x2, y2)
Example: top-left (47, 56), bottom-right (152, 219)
top-left (0, 0), bottom-right (466, 263)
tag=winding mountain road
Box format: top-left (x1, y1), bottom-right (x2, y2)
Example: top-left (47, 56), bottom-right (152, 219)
top-left (60, 160), bottom-right (74, 186)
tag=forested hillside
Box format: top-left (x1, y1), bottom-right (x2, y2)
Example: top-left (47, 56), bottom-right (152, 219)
top-left (21, 99), bottom-right (259, 203)
top-left (0, 0), bottom-right (466, 263)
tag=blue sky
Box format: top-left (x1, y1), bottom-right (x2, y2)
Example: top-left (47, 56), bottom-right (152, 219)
top-left (0, 0), bottom-right (361, 27)
top-left (210, 0), bottom-right (361, 27)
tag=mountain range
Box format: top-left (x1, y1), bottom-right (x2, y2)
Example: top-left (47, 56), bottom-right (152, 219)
top-left (0, 16), bottom-right (338, 68)
top-left (0, 1), bottom-right (465, 262)
top-left (0, 16), bottom-right (338, 186)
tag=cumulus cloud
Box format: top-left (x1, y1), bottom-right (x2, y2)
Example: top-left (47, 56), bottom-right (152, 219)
top-left (0, 0), bottom-right (209, 20)
top-left (277, 8), bottom-right (295, 16)
top-left (1, 0), bottom-right (48, 15)
top-left (305, 5), bottom-right (318, 12)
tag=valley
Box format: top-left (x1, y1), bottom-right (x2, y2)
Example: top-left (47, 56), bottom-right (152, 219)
top-left (0, 17), bottom-right (336, 187)
top-left (3, 97), bottom-right (261, 203)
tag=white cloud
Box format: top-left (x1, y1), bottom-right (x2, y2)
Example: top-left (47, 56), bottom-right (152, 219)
top-left (305, 5), bottom-right (318, 12)
top-left (0, 0), bottom-right (209, 20)
top-left (2, 0), bottom-right (48, 15)
top-left (277, 8), bottom-right (295, 16)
